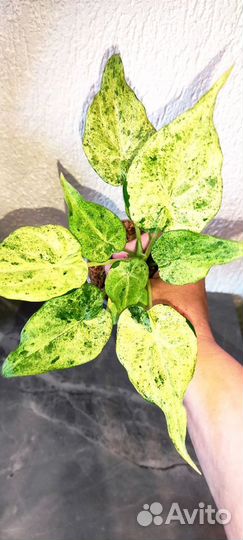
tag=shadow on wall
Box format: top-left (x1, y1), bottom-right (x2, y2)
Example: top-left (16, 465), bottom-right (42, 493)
top-left (57, 162), bottom-right (122, 215)
top-left (0, 207), bottom-right (67, 242)
top-left (1, 193), bottom-right (242, 244)
top-left (150, 47), bottom-right (227, 129)
top-left (80, 46), bottom-right (227, 136)
top-left (0, 162), bottom-right (123, 241)
top-left (205, 219), bottom-right (243, 239)
top-left (1, 46), bottom-right (242, 246)
top-left (0, 162), bottom-right (242, 242)
top-left (78, 44), bottom-right (243, 241)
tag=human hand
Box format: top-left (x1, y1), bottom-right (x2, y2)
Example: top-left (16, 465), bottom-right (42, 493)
top-left (150, 278), bottom-right (213, 342)
top-left (108, 232), bottom-right (214, 343)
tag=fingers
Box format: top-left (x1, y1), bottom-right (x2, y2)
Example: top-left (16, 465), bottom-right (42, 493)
top-left (123, 233), bottom-right (150, 254)
top-left (105, 232), bottom-right (150, 275)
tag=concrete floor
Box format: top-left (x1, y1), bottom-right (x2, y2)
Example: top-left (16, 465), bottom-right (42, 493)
top-left (0, 293), bottom-right (242, 540)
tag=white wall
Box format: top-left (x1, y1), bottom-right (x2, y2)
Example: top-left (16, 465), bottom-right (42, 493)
top-left (0, 0), bottom-right (242, 294)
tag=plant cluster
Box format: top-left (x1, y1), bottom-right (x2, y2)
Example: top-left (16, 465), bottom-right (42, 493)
top-left (1, 55), bottom-right (242, 472)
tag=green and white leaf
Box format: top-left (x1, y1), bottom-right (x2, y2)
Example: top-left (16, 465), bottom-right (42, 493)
top-left (0, 225), bottom-right (88, 301)
top-left (107, 285), bottom-right (148, 323)
top-left (116, 304), bottom-right (199, 472)
top-left (127, 69), bottom-right (232, 231)
top-left (105, 258), bottom-right (149, 313)
top-left (138, 287), bottom-right (148, 307)
top-left (152, 230), bottom-right (243, 285)
top-left (61, 175), bottom-right (126, 262)
top-left (83, 54), bottom-right (155, 186)
top-left (2, 284), bottom-right (112, 377)
top-left (107, 298), bottom-right (119, 325)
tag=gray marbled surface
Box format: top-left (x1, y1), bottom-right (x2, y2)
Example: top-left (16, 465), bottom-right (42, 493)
top-left (0, 293), bottom-right (242, 540)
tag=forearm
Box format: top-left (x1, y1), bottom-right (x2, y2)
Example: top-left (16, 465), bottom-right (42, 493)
top-left (184, 338), bottom-right (243, 540)
top-left (150, 278), bottom-right (243, 538)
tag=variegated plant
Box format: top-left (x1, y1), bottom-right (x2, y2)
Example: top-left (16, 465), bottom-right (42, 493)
top-left (1, 55), bottom-right (242, 473)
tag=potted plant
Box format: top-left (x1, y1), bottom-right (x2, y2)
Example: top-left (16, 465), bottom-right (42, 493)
top-left (1, 55), bottom-right (242, 473)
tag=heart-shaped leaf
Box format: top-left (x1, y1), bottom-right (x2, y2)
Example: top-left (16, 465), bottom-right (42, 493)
top-left (2, 284), bottom-right (112, 377)
top-left (82, 54), bottom-right (155, 186)
top-left (127, 69), bottom-right (232, 231)
top-left (0, 225), bottom-right (88, 301)
top-left (105, 258), bottom-right (149, 313)
top-left (152, 230), bottom-right (243, 285)
top-left (116, 304), bottom-right (199, 472)
top-left (61, 175), bottom-right (126, 262)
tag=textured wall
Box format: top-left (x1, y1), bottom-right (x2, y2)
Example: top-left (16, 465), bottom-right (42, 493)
top-left (0, 0), bottom-right (242, 294)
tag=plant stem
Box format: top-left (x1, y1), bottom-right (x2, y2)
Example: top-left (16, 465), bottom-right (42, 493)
top-left (144, 233), bottom-right (159, 260)
top-left (147, 279), bottom-right (153, 309)
top-left (135, 225), bottom-right (143, 255)
top-left (124, 249), bottom-right (137, 257)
